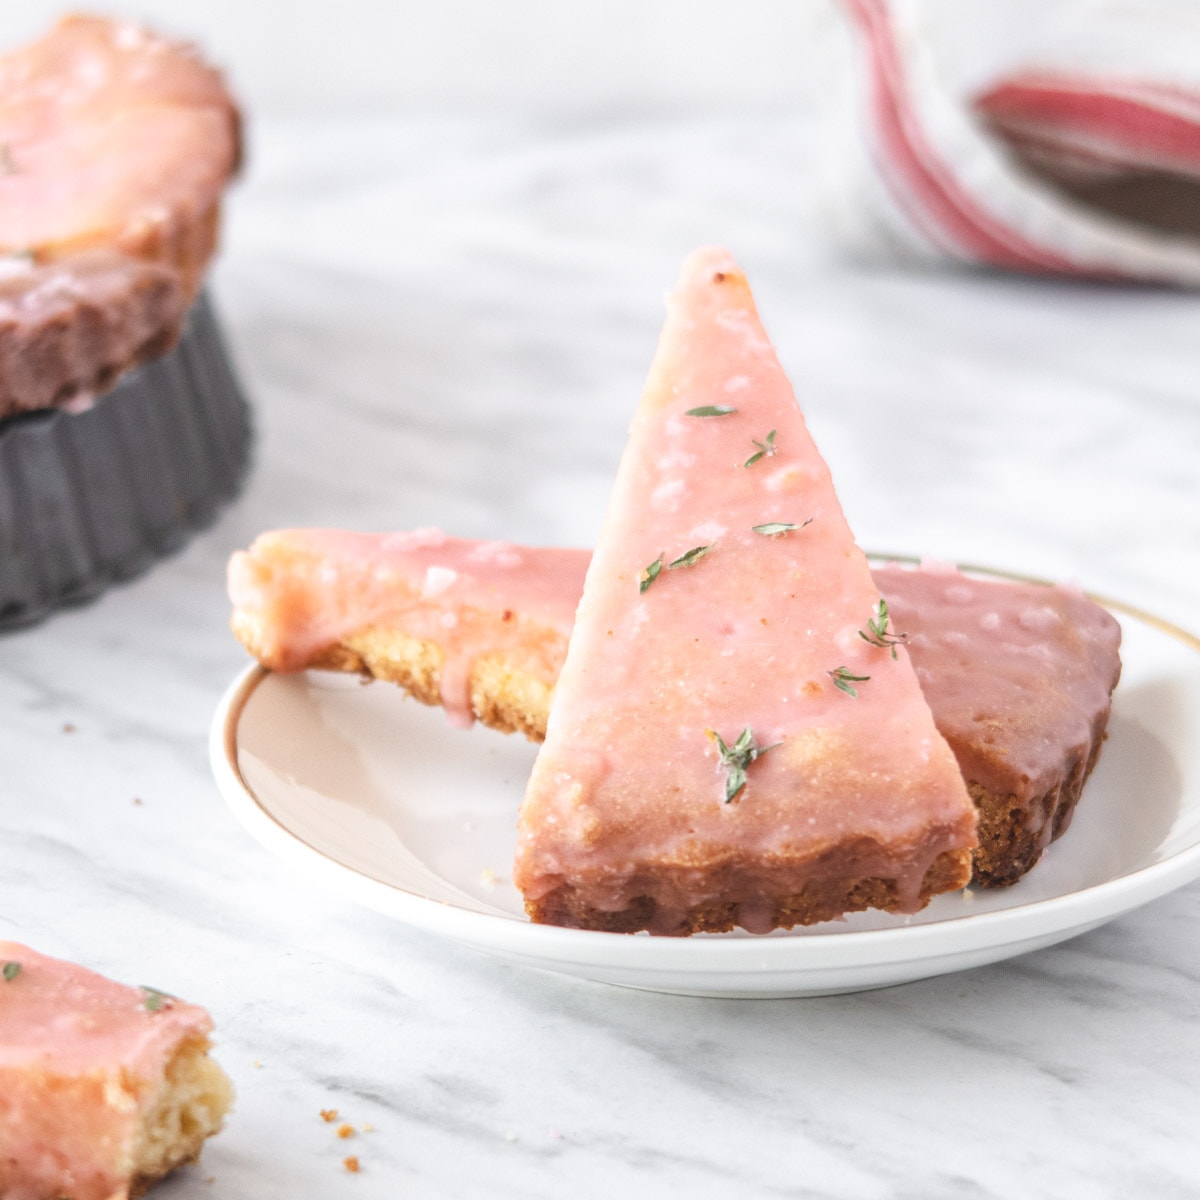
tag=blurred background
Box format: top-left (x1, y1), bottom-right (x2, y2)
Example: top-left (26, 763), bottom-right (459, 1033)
top-left (7, 2), bottom-right (835, 116)
top-left (4, 0), bottom-right (1196, 611)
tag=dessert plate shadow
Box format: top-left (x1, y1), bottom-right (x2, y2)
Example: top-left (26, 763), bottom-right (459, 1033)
top-left (211, 579), bottom-right (1200, 998)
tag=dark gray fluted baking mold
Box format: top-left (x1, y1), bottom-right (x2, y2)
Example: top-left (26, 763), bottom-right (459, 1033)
top-left (0, 293), bottom-right (252, 629)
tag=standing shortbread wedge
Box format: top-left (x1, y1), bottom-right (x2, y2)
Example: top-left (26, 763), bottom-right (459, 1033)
top-left (514, 248), bottom-right (977, 934)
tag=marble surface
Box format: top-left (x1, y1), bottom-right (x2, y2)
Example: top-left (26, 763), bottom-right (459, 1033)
top-left (4, 109), bottom-right (1200, 1198)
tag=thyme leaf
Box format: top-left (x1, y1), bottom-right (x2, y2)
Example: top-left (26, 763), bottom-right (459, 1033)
top-left (828, 667), bottom-right (870, 698)
top-left (640, 544), bottom-right (716, 593)
top-left (752, 519), bottom-right (812, 537)
top-left (858, 598), bottom-right (909, 660)
top-left (711, 726), bottom-right (780, 802)
top-left (743, 430), bottom-right (777, 468)
top-left (639, 554), bottom-right (664, 594)
top-left (685, 405), bottom-right (737, 418)
top-left (668, 544), bottom-right (713, 570)
top-left (141, 986), bottom-right (174, 1013)
top-left (2, 961), bottom-right (20, 982)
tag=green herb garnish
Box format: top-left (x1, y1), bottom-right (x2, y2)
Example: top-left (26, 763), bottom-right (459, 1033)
top-left (858, 598), bottom-right (909, 660)
top-left (641, 544), bottom-right (716, 592)
top-left (828, 667), bottom-right (870, 698)
top-left (711, 727), bottom-right (780, 803)
top-left (2, 961), bottom-right (20, 982)
top-left (752, 519), bottom-right (812, 537)
top-left (743, 430), bottom-right (777, 467)
top-left (685, 405), bottom-right (737, 418)
top-left (141, 986), bottom-right (173, 1013)
top-left (668, 544), bottom-right (713, 569)
top-left (639, 554), bottom-right (664, 594)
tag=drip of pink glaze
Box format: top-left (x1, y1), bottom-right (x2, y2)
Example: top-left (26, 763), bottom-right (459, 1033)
top-left (437, 644), bottom-right (476, 729)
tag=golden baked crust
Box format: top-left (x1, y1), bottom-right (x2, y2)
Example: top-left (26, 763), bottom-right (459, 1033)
top-left (232, 613), bottom-right (559, 743)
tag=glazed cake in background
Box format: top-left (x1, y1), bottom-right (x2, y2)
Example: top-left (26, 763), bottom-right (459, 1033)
top-left (0, 15), bottom-right (250, 629)
top-left (0, 942), bottom-right (233, 1200)
top-left (0, 14), bottom-right (241, 418)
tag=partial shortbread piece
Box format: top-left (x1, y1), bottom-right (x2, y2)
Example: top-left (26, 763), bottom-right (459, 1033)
top-left (0, 942), bottom-right (233, 1200)
top-left (514, 247), bottom-right (977, 933)
top-left (229, 528), bottom-right (583, 741)
top-left (874, 562), bottom-right (1121, 885)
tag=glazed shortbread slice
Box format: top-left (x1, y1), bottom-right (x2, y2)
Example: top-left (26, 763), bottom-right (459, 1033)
top-left (228, 532), bottom-right (1121, 889)
top-left (229, 528), bottom-right (584, 741)
top-left (513, 248), bottom-right (977, 933)
top-left (0, 942), bottom-right (233, 1200)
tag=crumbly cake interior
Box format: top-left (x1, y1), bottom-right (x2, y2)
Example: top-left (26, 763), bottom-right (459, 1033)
top-left (131, 1035), bottom-right (235, 1196)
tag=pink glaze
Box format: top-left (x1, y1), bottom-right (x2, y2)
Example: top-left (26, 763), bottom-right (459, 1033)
top-left (513, 248), bottom-right (977, 931)
top-left (875, 562), bottom-right (1122, 829)
top-left (0, 16), bottom-right (237, 273)
top-left (0, 941), bottom-right (213, 1200)
top-left (229, 528), bottom-right (587, 726)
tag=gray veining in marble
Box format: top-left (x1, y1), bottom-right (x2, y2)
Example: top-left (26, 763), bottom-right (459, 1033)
top-left (3, 108), bottom-right (1199, 1199)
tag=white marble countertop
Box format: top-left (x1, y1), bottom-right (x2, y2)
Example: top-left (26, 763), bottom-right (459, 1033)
top-left (4, 109), bottom-right (1200, 1198)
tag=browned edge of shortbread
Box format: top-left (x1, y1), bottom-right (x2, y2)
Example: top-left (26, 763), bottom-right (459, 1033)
top-left (963, 705), bottom-right (1112, 888)
top-left (231, 616), bottom-right (559, 744)
top-left (525, 847), bottom-right (973, 935)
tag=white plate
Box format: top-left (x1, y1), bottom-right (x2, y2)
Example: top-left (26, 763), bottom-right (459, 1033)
top-left (211, 583), bottom-right (1200, 998)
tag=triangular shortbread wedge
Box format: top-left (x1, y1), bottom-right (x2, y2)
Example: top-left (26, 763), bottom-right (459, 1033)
top-left (513, 247), bottom-right (977, 934)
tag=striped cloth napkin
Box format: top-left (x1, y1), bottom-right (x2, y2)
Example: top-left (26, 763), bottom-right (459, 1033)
top-left (825, 0), bottom-right (1200, 284)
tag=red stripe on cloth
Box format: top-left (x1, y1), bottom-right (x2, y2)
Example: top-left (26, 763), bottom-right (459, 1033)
top-left (977, 78), bottom-right (1200, 174)
top-left (841, 0), bottom-right (1092, 276)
